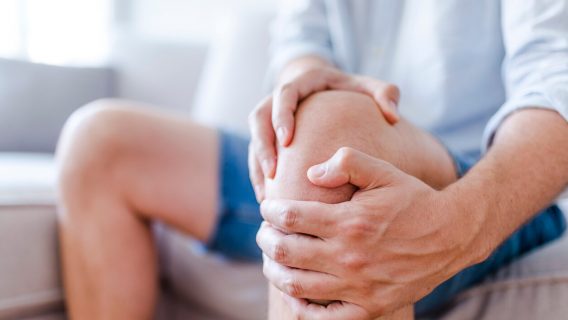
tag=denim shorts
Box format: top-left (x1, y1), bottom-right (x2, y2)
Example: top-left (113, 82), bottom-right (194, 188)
top-left (206, 130), bottom-right (566, 316)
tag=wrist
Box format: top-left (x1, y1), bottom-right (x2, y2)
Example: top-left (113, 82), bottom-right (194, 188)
top-left (439, 186), bottom-right (491, 271)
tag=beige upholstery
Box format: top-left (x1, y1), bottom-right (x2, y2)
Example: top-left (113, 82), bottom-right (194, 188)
top-left (440, 230), bottom-right (568, 320)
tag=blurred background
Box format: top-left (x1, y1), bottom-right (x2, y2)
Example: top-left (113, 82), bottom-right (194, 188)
top-left (0, 0), bottom-right (277, 152)
top-left (0, 1), bottom-right (276, 319)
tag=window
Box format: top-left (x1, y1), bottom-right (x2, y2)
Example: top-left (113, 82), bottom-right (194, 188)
top-left (0, 0), bottom-right (112, 66)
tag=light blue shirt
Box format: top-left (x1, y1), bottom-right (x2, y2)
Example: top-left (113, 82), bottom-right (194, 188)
top-left (269, 0), bottom-right (568, 156)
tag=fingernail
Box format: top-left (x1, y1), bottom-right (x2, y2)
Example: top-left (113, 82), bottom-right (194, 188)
top-left (308, 163), bottom-right (326, 178)
top-left (277, 127), bottom-right (287, 144)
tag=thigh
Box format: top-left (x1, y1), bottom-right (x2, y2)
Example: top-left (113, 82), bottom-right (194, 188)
top-left (96, 101), bottom-right (220, 242)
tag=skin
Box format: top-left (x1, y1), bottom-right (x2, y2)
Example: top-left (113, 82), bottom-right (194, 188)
top-left (251, 58), bottom-right (568, 318)
top-left (249, 55), bottom-right (400, 200)
top-left (56, 101), bottom-right (220, 319)
top-left (55, 89), bottom-right (443, 319)
top-left (55, 89), bottom-right (401, 319)
top-left (261, 90), bottom-right (458, 319)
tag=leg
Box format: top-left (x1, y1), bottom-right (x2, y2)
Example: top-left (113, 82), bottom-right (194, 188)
top-left (265, 91), bottom-right (458, 319)
top-left (56, 100), bottom-right (219, 319)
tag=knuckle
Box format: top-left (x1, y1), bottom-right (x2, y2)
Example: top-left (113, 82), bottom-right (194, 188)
top-left (384, 83), bottom-right (400, 100)
top-left (283, 278), bottom-right (304, 298)
top-left (342, 217), bottom-right (374, 239)
top-left (280, 207), bottom-right (298, 229)
top-left (273, 240), bottom-right (288, 264)
top-left (340, 253), bottom-right (367, 272)
top-left (336, 147), bottom-right (356, 167)
top-left (277, 82), bottom-right (295, 97)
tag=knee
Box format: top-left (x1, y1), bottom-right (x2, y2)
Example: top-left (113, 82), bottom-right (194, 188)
top-left (266, 90), bottom-right (398, 202)
top-left (56, 99), bottom-right (132, 196)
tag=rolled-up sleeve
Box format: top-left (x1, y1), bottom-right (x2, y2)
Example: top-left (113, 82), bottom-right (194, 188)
top-left (483, 0), bottom-right (568, 150)
top-left (267, 0), bottom-right (334, 83)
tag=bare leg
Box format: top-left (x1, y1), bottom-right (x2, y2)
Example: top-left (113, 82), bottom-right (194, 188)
top-left (265, 91), bottom-right (458, 319)
top-left (56, 100), bottom-right (219, 319)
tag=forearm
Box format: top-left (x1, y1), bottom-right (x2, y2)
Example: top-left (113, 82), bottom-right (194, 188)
top-left (447, 108), bottom-right (568, 267)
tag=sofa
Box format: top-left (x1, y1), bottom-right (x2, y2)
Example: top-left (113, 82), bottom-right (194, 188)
top-left (1, 9), bottom-right (568, 320)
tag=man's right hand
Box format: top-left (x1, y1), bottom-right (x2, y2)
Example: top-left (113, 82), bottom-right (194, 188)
top-left (248, 61), bottom-right (401, 202)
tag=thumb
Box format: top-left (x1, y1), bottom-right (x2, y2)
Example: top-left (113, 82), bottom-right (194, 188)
top-left (307, 147), bottom-right (400, 190)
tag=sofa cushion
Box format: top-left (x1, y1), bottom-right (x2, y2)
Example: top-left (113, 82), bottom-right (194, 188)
top-left (440, 230), bottom-right (568, 320)
top-left (0, 59), bottom-right (113, 153)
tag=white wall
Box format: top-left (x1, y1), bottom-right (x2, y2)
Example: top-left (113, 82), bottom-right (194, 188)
top-left (109, 0), bottom-right (277, 113)
top-left (123, 0), bottom-right (277, 44)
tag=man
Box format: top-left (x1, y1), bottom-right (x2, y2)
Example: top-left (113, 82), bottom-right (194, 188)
top-left (56, 1), bottom-right (568, 320)
top-left (250, 1), bottom-right (568, 318)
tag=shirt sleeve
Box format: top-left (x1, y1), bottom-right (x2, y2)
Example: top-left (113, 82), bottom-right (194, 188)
top-left (267, 0), bottom-right (335, 85)
top-left (483, 0), bottom-right (568, 151)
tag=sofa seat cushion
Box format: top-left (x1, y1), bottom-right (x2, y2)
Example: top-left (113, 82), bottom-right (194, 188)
top-left (440, 229), bottom-right (568, 320)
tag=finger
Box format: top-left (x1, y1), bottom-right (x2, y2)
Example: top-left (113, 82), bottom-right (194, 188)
top-left (272, 83), bottom-right (298, 147)
top-left (262, 253), bottom-right (343, 301)
top-left (272, 72), bottom-right (329, 147)
top-left (353, 76), bottom-right (400, 125)
top-left (257, 222), bottom-right (331, 272)
top-left (283, 295), bottom-right (369, 320)
top-left (260, 199), bottom-right (340, 237)
top-left (332, 75), bottom-right (401, 125)
top-left (248, 96), bottom-right (277, 178)
top-left (307, 147), bottom-right (401, 190)
top-left (248, 142), bottom-right (264, 202)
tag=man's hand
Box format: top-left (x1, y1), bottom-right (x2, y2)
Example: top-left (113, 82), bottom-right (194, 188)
top-left (256, 147), bottom-right (483, 319)
top-left (248, 63), bottom-right (401, 202)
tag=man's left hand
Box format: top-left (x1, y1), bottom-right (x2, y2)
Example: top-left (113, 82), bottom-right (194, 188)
top-left (257, 147), bottom-right (484, 319)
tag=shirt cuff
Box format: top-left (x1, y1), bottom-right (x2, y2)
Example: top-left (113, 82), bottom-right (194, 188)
top-left (264, 43), bottom-right (335, 91)
top-left (482, 91), bottom-right (568, 202)
top-left (482, 91), bottom-right (568, 153)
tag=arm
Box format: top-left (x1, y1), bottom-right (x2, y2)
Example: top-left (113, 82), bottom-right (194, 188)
top-left (257, 2), bottom-right (568, 319)
top-left (449, 108), bottom-right (568, 265)
top-left (461, 0), bottom-right (568, 262)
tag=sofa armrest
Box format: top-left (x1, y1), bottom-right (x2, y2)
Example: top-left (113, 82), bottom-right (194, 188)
top-left (0, 154), bottom-right (64, 319)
